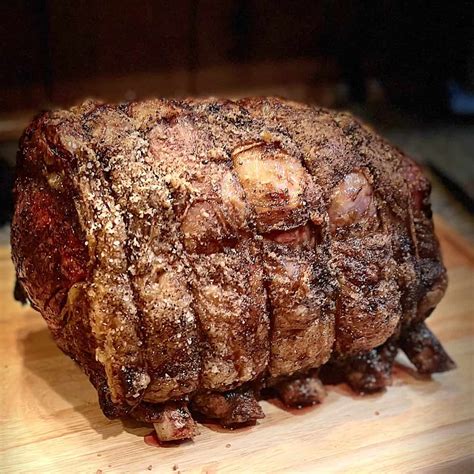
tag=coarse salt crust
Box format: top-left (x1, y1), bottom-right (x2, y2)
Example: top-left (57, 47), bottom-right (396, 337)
top-left (12, 97), bottom-right (448, 433)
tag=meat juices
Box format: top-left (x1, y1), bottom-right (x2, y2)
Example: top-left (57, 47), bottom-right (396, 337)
top-left (12, 97), bottom-right (454, 441)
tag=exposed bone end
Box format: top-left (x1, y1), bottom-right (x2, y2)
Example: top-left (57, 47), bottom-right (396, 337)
top-left (134, 401), bottom-right (199, 441)
top-left (344, 343), bottom-right (397, 393)
top-left (400, 322), bottom-right (456, 374)
top-left (274, 373), bottom-right (327, 407)
top-left (191, 388), bottom-right (264, 426)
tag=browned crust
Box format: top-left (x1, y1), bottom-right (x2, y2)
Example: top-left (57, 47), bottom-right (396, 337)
top-left (11, 97), bottom-right (451, 436)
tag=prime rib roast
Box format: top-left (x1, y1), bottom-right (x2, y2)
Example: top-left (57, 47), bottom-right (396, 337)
top-left (11, 97), bottom-right (455, 441)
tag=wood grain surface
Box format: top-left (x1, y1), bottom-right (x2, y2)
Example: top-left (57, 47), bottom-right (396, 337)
top-left (1, 217), bottom-right (473, 473)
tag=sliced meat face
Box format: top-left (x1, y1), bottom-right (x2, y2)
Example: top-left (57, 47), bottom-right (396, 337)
top-left (11, 179), bottom-right (89, 330)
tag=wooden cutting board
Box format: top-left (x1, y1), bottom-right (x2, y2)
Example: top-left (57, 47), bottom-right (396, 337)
top-left (1, 217), bottom-right (473, 473)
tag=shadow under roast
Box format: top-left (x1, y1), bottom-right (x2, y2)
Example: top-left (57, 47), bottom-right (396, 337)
top-left (19, 326), bottom-right (144, 440)
top-left (18, 323), bottom-right (443, 442)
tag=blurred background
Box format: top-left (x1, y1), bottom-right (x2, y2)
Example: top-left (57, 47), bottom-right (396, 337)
top-left (1, 0), bottom-right (473, 243)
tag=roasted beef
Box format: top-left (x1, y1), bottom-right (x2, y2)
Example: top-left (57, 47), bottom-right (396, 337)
top-left (11, 97), bottom-right (455, 441)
